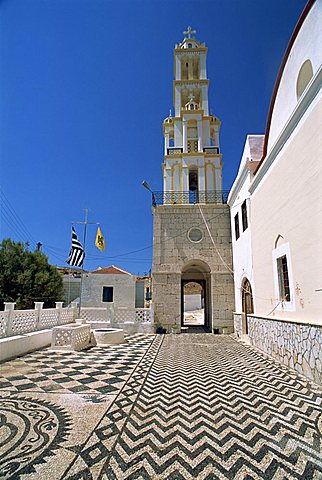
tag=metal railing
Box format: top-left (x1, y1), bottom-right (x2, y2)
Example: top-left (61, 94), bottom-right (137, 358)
top-left (152, 190), bottom-right (229, 206)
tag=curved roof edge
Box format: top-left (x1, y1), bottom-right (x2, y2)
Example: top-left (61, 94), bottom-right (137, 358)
top-left (254, 0), bottom-right (315, 175)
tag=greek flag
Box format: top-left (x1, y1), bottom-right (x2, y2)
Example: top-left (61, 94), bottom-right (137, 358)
top-left (66, 227), bottom-right (85, 267)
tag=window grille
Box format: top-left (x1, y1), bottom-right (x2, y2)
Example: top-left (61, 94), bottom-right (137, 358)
top-left (187, 140), bottom-right (198, 152)
top-left (277, 255), bottom-right (290, 301)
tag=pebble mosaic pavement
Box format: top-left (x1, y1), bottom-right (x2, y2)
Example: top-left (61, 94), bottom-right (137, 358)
top-left (0, 334), bottom-right (321, 480)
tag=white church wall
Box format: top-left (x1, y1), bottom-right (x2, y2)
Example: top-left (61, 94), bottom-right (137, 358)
top-left (228, 136), bottom-right (262, 315)
top-left (267, 1), bottom-right (322, 153)
top-left (250, 94), bottom-right (322, 323)
top-left (229, 177), bottom-right (253, 314)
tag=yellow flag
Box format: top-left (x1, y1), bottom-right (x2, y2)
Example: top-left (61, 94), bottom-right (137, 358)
top-left (95, 226), bottom-right (105, 252)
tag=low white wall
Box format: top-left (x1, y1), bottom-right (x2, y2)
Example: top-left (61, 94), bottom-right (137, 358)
top-left (0, 329), bottom-right (52, 362)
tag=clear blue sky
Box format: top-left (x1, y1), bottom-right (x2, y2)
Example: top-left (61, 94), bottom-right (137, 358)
top-left (0, 0), bottom-right (307, 275)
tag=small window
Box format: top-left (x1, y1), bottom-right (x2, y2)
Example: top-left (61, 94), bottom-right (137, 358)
top-left (188, 227), bottom-right (203, 243)
top-left (296, 59), bottom-right (313, 100)
top-left (234, 213), bottom-right (240, 240)
top-left (277, 255), bottom-right (290, 302)
top-left (241, 200), bottom-right (248, 231)
top-left (102, 286), bottom-right (113, 302)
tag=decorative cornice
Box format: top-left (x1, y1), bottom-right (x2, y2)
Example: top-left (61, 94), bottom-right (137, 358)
top-left (174, 80), bottom-right (209, 88)
top-left (249, 66), bottom-right (322, 194)
top-left (174, 48), bottom-right (207, 54)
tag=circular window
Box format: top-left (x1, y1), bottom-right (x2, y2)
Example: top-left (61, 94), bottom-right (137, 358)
top-left (188, 228), bottom-right (203, 243)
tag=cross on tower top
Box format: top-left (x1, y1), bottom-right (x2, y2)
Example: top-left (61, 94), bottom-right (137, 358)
top-left (183, 26), bottom-right (196, 39)
top-left (188, 92), bottom-right (195, 102)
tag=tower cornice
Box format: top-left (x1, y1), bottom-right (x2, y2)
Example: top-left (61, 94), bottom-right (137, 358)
top-left (174, 79), bottom-right (209, 86)
top-left (174, 48), bottom-right (208, 55)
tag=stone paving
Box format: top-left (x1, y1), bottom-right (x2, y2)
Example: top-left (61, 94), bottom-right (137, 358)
top-left (0, 334), bottom-right (321, 479)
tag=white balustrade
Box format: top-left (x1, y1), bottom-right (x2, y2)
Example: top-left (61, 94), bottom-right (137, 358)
top-left (80, 307), bottom-right (113, 323)
top-left (1, 304), bottom-right (77, 338)
top-left (135, 308), bottom-right (151, 323)
top-left (79, 307), bottom-right (151, 325)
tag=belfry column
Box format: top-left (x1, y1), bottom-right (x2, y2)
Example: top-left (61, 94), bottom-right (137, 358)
top-left (183, 120), bottom-right (188, 153)
top-left (197, 119), bottom-right (202, 152)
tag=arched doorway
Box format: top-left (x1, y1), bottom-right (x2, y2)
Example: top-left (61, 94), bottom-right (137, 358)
top-left (241, 278), bottom-right (253, 334)
top-left (181, 260), bottom-right (211, 331)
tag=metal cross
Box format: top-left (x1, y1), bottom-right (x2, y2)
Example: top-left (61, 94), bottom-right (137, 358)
top-left (188, 92), bottom-right (195, 102)
top-left (183, 26), bottom-right (196, 38)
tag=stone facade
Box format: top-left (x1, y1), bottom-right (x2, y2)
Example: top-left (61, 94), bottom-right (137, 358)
top-left (233, 313), bottom-right (243, 338)
top-left (152, 204), bottom-right (234, 331)
top-left (236, 314), bottom-right (322, 386)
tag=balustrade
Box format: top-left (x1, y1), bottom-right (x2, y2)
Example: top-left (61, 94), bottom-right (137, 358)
top-left (1, 303), bottom-right (77, 338)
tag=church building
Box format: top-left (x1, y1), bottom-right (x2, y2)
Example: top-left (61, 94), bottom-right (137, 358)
top-left (152, 28), bottom-right (235, 333)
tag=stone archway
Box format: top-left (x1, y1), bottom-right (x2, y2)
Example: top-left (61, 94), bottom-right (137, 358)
top-left (181, 260), bottom-right (211, 331)
top-left (241, 278), bottom-right (253, 335)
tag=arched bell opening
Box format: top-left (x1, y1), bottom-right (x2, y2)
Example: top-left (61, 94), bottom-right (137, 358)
top-left (189, 168), bottom-right (199, 204)
top-left (181, 260), bottom-right (211, 331)
top-left (241, 278), bottom-right (253, 335)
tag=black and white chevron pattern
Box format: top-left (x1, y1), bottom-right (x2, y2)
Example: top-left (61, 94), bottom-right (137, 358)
top-left (64, 335), bottom-right (322, 480)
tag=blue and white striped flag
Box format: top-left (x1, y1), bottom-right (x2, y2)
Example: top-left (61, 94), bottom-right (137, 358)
top-left (66, 227), bottom-right (85, 267)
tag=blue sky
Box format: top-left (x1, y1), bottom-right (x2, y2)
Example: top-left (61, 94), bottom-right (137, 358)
top-left (0, 0), bottom-right (307, 275)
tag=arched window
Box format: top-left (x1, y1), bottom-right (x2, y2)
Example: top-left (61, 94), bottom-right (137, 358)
top-left (241, 278), bottom-right (253, 335)
top-left (169, 138), bottom-right (174, 147)
top-left (296, 60), bottom-right (313, 100)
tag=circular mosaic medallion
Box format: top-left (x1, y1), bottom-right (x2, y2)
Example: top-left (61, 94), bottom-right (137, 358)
top-left (188, 227), bottom-right (203, 243)
top-left (0, 397), bottom-right (71, 479)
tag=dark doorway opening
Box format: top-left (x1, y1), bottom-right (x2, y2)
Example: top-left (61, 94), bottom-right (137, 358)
top-left (241, 278), bottom-right (253, 335)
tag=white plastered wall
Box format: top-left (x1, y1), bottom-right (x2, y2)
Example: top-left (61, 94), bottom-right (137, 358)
top-left (228, 138), bottom-right (257, 313)
top-left (267, 0), bottom-right (322, 152)
top-left (251, 95), bottom-right (322, 323)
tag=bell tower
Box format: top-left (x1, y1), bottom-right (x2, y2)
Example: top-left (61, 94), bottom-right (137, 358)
top-left (162, 26), bottom-right (223, 204)
top-left (152, 28), bottom-right (234, 333)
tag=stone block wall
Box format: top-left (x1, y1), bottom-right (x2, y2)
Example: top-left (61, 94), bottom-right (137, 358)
top-left (152, 204), bottom-right (235, 331)
top-left (233, 313), bottom-right (243, 338)
top-left (248, 315), bottom-right (322, 386)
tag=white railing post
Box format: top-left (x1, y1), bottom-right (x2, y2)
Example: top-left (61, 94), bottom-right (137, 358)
top-left (55, 302), bottom-right (63, 324)
top-left (34, 302), bottom-right (44, 331)
top-left (4, 302), bottom-right (16, 337)
top-left (71, 301), bottom-right (79, 321)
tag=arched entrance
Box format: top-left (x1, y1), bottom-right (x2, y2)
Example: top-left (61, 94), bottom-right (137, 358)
top-left (181, 260), bottom-right (211, 331)
top-left (241, 278), bottom-right (253, 335)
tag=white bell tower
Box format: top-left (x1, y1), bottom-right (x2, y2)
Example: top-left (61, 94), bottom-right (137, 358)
top-left (162, 26), bottom-right (223, 204)
top-left (152, 28), bottom-right (234, 334)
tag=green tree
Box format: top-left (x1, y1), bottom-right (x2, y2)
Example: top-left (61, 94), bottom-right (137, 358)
top-left (0, 238), bottom-right (64, 310)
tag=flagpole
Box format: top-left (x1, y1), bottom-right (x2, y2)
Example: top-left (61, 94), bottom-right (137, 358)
top-left (71, 208), bottom-right (100, 318)
top-left (78, 209), bottom-right (88, 316)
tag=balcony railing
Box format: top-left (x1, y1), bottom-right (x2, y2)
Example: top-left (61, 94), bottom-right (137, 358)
top-left (203, 146), bottom-right (220, 154)
top-left (152, 190), bottom-right (229, 206)
top-left (167, 147), bottom-right (183, 155)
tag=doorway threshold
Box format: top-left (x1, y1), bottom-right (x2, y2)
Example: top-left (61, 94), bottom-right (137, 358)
top-left (181, 326), bottom-right (210, 333)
